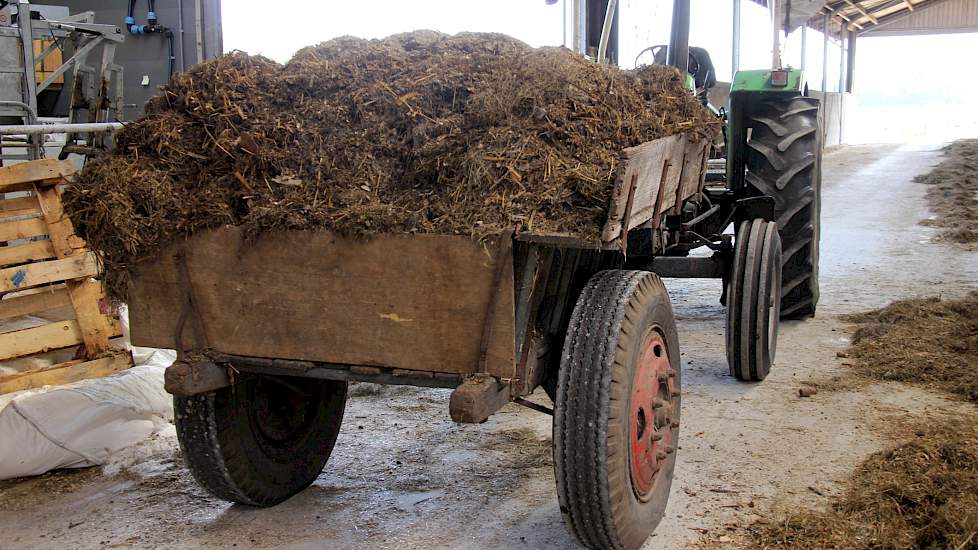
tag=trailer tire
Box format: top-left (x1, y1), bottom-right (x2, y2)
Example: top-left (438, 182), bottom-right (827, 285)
top-left (745, 94), bottom-right (821, 319)
top-left (554, 270), bottom-right (681, 550)
top-left (726, 219), bottom-right (781, 381)
top-left (174, 373), bottom-right (348, 507)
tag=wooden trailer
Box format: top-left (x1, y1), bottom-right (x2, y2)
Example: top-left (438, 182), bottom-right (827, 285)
top-left (127, 131), bottom-right (784, 550)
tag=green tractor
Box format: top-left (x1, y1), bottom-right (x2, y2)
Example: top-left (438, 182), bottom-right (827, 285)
top-left (627, 3), bottom-right (821, 321)
top-left (639, 41), bottom-right (822, 319)
top-left (653, 10), bottom-right (821, 321)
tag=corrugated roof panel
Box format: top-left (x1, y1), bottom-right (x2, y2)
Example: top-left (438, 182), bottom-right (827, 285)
top-left (863, 0), bottom-right (978, 35)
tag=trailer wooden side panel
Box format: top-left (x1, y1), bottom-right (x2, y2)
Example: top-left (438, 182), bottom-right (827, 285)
top-left (600, 133), bottom-right (710, 243)
top-left (128, 228), bottom-right (516, 379)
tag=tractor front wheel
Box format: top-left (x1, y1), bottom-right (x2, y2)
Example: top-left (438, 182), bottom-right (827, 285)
top-left (727, 219), bottom-right (782, 381)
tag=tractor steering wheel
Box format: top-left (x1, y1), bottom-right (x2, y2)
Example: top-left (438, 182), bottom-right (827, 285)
top-left (634, 45), bottom-right (701, 78)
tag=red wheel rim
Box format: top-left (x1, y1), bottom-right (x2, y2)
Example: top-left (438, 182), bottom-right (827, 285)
top-left (628, 329), bottom-right (677, 500)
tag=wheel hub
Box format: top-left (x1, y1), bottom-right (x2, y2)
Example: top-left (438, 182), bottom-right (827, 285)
top-left (252, 376), bottom-right (315, 444)
top-left (629, 330), bottom-right (677, 500)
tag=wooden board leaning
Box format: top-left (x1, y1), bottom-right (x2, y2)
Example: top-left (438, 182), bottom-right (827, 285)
top-left (0, 160), bottom-right (131, 395)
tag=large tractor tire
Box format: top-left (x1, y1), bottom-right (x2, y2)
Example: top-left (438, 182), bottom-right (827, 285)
top-left (727, 219), bottom-right (782, 381)
top-left (554, 270), bottom-right (681, 550)
top-left (174, 373), bottom-right (348, 507)
top-left (745, 94), bottom-right (821, 319)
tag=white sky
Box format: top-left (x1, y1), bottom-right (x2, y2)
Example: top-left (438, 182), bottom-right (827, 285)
top-left (222, 0), bottom-right (566, 60)
top-left (223, 1), bottom-right (978, 115)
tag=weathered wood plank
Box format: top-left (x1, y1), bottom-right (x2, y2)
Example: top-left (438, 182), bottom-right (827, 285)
top-left (0, 252), bottom-right (98, 293)
top-left (651, 143), bottom-right (687, 226)
top-left (601, 133), bottom-right (709, 242)
top-left (0, 195), bottom-right (42, 219)
top-left (0, 239), bottom-right (56, 267)
top-left (34, 184), bottom-right (87, 257)
top-left (129, 228), bottom-right (516, 378)
top-left (672, 140), bottom-right (711, 215)
top-left (0, 319), bottom-right (83, 361)
top-left (0, 160), bottom-right (75, 193)
top-left (35, 185), bottom-right (112, 354)
top-left (0, 351), bottom-right (133, 395)
top-left (514, 232), bottom-right (614, 250)
top-left (0, 217), bottom-right (48, 242)
top-left (64, 278), bottom-right (114, 355)
top-left (0, 286), bottom-right (72, 320)
top-left (601, 134), bottom-right (683, 241)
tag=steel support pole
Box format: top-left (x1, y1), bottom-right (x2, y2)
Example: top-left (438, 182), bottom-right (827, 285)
top-left (838, 33), bottom-right (845, 94)
top-left (845, 29), bottom-right (856, 93)
top-left (572, 0), bottom-right (580, 52)
top-left (574, 0), bottom-right (587, 54)
top-left (0, 122), bottom-right (125, 135)
top-left (800, 25), bottom-right (807, 71)
top-left (732, 0), bottom-right (741, 75)
top-left (194, 0), bottom-right (203, 63)
top-left (561, 0), bottom-right (567, 49)
top-left (667, 0), bottom-right (690, 74)
top-left (596, 0), bottom-right (618, 64)
top-left (821, 13), bottom-right (829, 91)
top-left (772, 0), bottom-right (781, 69)
top-left (16, 0), bottom-right (41, 159)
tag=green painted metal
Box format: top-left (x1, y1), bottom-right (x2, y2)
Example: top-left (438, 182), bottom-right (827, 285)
top-left (724, 67), bottom-right (810, 192)
top-left (730, 69), bottom-right (804, 93)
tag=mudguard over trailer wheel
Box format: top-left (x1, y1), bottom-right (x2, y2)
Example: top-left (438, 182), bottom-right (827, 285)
top-left (745, 94), bottom-right (821, 319)
top-left (554, 270), bottom-right (681, 550)
top-left (727, 219), bottom-right (782, 381)
top-left (174, 373), bottom-right (348, 506)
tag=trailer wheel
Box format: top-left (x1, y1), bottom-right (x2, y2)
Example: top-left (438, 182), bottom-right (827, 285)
top-left (726, 219), bottom-right (782, 381)
top-left (554, 270), bottom-right (681, 550)
top-left (174, 373), bottom-right (348, 507)
top-left (746, 94), bottom-right (821, 319)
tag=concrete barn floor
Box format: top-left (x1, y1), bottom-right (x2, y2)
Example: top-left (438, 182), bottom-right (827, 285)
top-left (2, 143), bottom-right (977, 549)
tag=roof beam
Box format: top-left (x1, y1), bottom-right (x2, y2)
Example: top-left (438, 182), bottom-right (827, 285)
top-left (858, 0), bottom-right (953, 34)
top-left (818, 5), bottom-right (863, 35)
top-left (844, 0), bottom-right (879, 25)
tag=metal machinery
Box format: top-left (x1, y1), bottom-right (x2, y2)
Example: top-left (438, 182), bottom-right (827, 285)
top-left (0, 0), bottom-right (126, 163)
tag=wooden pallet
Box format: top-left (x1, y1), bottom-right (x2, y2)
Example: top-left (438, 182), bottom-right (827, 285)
top-left (0, 159), bottom-right (131, 395)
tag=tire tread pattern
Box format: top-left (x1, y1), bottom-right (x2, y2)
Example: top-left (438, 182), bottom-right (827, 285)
top-left (745, 94), bottom-right (821, 319)
top-left (555, 270), bottom-right (680, 550)
top-left (174, 377), bottom-right (347, 507)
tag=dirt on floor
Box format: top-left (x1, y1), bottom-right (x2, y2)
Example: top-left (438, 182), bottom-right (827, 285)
top-left (64, 30), bottom-right (718, 298)
top-left (843, 291), bottom-right (978, 403)
top-left (718, 416), bottom-right (978, 550)
top-left (707, 288), bottom-right (978, 550)
top-left (698, 142), bottom-right (978, 549)
top-left (915, 139), bottom-right (978, 248)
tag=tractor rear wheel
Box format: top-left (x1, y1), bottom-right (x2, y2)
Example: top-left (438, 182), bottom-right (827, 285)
top-left (554, 270), bottom-right (681, 550)
top-left (745, 94), bottom-right (821, 319)
top-left (727, 219), bottom-right (782, 381)
top-left (174, 373), bottom-right (348, 507)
